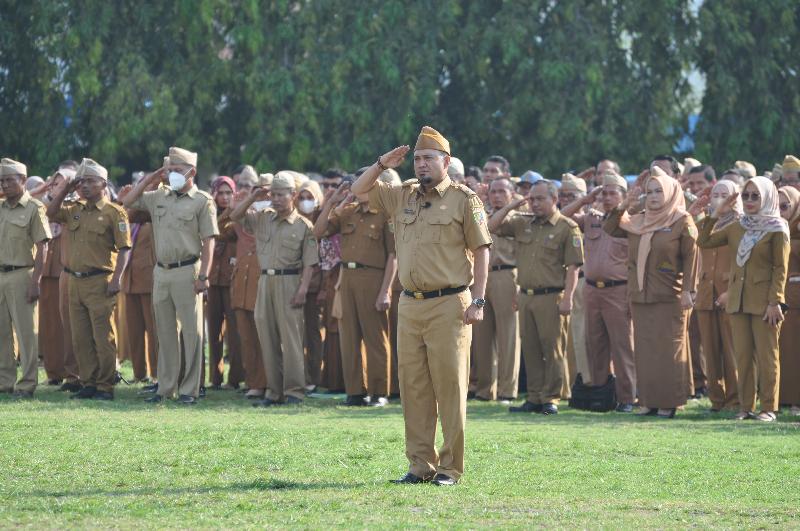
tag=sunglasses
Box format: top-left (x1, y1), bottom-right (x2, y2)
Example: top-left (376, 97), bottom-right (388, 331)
top-left (740, 192), bottom-right (761, 201)
top-left (780, 203), bottom-right (791, 211)
top-left (321, 182), bottom-right (339, 189)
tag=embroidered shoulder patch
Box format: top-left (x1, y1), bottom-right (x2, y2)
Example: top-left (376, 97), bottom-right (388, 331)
top-left (572, 235), bottom-right (581, 247)
top-left (687, 225), bottom-right (698, 239)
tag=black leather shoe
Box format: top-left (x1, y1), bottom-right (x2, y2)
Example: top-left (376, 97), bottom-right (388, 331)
top-left (198, 387), bottom-right (206, 398)
top-left (140, 382), bottom-right (158, 393)
top-left (177, 395), bottom-right (197, 405)
top-left (12, 390), bottom-right (34, 399)
top-left (541, 403), bottom-right (558, 415)
top-left (615, 403), bottom-right (634, 413)
top-left (509, 401), bottom-right (542, 413)
top-left (93, 391), bottom-right (114, 401)
top-left (253, 397), bottom-right (280, 408)
top-left (60, 382), bottom-right (82, 393)
top-left (431, 473), bottom-right (457, 486)
top-left (389, 472), bottom-right (431, 484)
top-left (474, 395), bottom-right (491, 402)
top-left (344, 394), bottom-right (368, 406)
top-left (467, 391), bottom-right (476, 399)
top-left (71, 386), bottom-right (97, 399)
top-left (497, 396), bottom-right (516, 402)
top-left (47, 378), bottom-right (62, 386)
top-left (286, 396), bottom-right (303, 405)
top-left (144, 394), bottom-right (163, 403)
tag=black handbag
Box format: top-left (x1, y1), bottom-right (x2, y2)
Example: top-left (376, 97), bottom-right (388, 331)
top-left (569, 373), bottom-right (617, 412)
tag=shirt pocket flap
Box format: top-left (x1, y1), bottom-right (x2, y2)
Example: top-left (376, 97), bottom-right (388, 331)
top-left (753, 269), bottom-right (772, 284)
top-left (341, 223), bottom-right (357, 235)
top-left (428, 215), bottom-right (452, 226)
top-left (282, 237), bottom-right (302, 250)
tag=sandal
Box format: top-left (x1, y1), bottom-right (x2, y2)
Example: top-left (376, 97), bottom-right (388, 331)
top-left (657, 408), bottom-right (676, 419)
top-left (755, 411), bottom-right (776, 422)
top-left (733, 411), bottom-right (754, 420)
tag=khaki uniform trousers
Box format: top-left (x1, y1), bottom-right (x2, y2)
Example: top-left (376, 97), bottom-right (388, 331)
top-left (59, 271), bottom-right (79, 383)
top-left (303, 292), bottom-right (323, 387)
top-left (563, 277), bottom-right (588, 397)
top-left (206, 285), bottom-right (243, 387)
top-left (124, 292), bottom-right (158, 381)
top-left (472, 269), bottom-right (519, 400)
top-left (518, 291), bottom-right (568, 405)
top-left (68, 274), bottom-right (118, 392)
top-left (389, 285), bottom-right (401, 395)
top-left (398, 290), bottom-right (471, 481)
top-left (729, 312), bottom-right (781, 412)
top-left (236, 309), bottom-right (266, 391)
top-left (689, 311), bottom-right (706, 391)
top-left (338, 268), bottom-right (390, 397)
top-left (697, 309), bottom-right (739, 410)
top-left (152, 262), bottom-right (204, 398)
top-left (0, 268), bottom-right (38, 393)
top-left (39, 276), bottom-right (66, 380)
top-left (584, 284), bottom-right (636, 403)
top-left (254, 275), bottom-right (306, 401)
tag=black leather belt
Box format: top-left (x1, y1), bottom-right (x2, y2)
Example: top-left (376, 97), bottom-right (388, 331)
top-left (0, 265), bottom-right (30, 273)
top-left (64, 267), bottom-right (111, 279)
top-left (490, 265), bottom-right (516, 272)
top-left (343, 262), bottom-right (382, 270)
top-left (520, 286), bottom-right (563, 296)
top-left (403, 285), bottom-right (468, 300)
top-left (157, 256), bottom-right (199, 270)
top-left (261, 268), bottom-right (300, 276)
top-left (586, 279), bottom-right (627, 289)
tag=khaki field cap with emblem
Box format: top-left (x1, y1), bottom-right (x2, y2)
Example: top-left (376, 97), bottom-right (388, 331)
top-left (0, 157), bottom-right (27, 177)
top-left (238, 164), bottom-right (258, 186)
top-left (414, 126), bottom-right (450, 155)
top-left (602, 171), bottom-right (628, 190)
top-left (168, 146), bottom-right (198, 167)
top-left (560, 173), bottom-right (587, 193)
top-left (783, 155), bottom-right (800, 172)
top-left (77, 158), bottom-right (108, 180)
top-left (271, 172), bottom-right (295, 191)
top-left (257, 173), bottom-right (274, 187)
top-left (734, 160), bottom-right (756, 178)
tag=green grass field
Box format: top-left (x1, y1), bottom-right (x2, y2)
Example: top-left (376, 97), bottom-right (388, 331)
top-left (1, 363), bottom-right (799, 529)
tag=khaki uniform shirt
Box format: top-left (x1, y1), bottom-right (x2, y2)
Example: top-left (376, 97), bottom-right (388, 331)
top-left (786, 238), bottom-right (800, 309)
top-left (495, 210), bottom-right (583, 289)
top-left (42, 227), bottom-right (64, 279)
top-left (325, 202), bottom-right (394, 269)
top-left (695, 244), bottom-right (731, 311)
top-left (209, 210), bottom-right (236, 287)
top-left (487, 208), bottom-right (516, 267)
top-left (369, 176), bottom-right (493, 292)
top-left (605, 208), bottom-right (698, 304)
top-left (130, 185), bottom-right (218, 264)
top-left (121, 220), bottom-right (155, 295)
top-left (0, 191), bottom-right (52, 267)
top-left (242, 208), bottom-right (319, 270)
top-left (697, 217), bottom-right (789, 315)
top-left (575, 209), bottom-right (628, 282)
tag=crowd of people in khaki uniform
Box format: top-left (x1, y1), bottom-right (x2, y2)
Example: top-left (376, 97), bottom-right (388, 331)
top-left (2, 128), bottom-right (800, 485)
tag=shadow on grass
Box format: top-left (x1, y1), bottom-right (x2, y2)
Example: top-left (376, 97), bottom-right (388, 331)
top-left (29, 478), bottom-right (363, 499)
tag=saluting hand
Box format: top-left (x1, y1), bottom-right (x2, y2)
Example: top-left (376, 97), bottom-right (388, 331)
top-left (251, 187), bottom-right (270, 202)
top-left (687, 192), bottom-right (710, 218)
top-left (577, 167), bottom-right (595, 182)
top-left (379, 145), bottom-right (410, 169)
top-left (510, 196), bottom-right (528, 210)
top-left (620, 185), bottom-right (641, 211)
top-left (635, 169), bottom-right (649, 188)
top-left (117, 184), bottom-right (133, 202)
top-left (584, 186), bottom-right (602, 206)
top-left (712, 192), bottom-right (738, 219)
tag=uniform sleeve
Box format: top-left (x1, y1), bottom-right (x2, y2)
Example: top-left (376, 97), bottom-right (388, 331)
top-left (563, 224), bottom-right (584, 267)
top-left (31, 203), bottom-right (52, 243)
top-left (768, 232), bottom-right (790, 305)
top-left (302, 224), bottom-right (320, 268)
top-left (324, 208), bottom-right (342, 238)
top-left (368, 181), bottom-right (401, 217)
top-left (463, 194), bottom-right (493, 251)
top-left (129, 189), bottom-right (157, 212)
top-left (603, 207), bottom-right (627, 238)
top-left (572, 212), bottom-right (586, 232)
top-left (696, 216), bottom-right (729, 249)
top-left (111, 208), bottom-right (132, 250)
top-left (383, 218), bottom-right (395, 255)
top-left (493, 214), bottom-right (517, 238)
top-left (680, 217), bottom-right (699, 292)
top-left (197, 198), bottom-right (219, 239)
top-left (242, 209), bottom-right (260, 234)
top-left (50, 203), bottom-right (70, 224)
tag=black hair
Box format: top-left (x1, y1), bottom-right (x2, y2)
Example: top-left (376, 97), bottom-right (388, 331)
top-left (485, 155), bottom-right (510, 175)
top-left (688, 164), bottom-right (716, 182)
top-left (465, 166), bottom-right (483, 182)
top-left (354, 166), bottom-right (370, 177)
top-left (323, 168), bottom-right (346, 180)
top-left (651, 154), bottom-right (680, 176)
top-left (231, 164), bottom-right (247, 176)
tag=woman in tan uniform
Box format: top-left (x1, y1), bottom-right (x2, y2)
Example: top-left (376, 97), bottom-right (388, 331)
top-left (689, 181), bottom-right (742, 412)
top-left (777, 186), bottom-right (800, 414)
top-left (605, 167), bottom-right (697, 418)
top-left (696, 176), bottom-right (790, 422)
top-left (297, 179), bottom-right (325, 389)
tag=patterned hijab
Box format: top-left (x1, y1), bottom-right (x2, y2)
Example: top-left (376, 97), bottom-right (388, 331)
top-left (736, 177), bottom-right (789, 267)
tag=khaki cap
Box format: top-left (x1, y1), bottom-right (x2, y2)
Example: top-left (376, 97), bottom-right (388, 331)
top-left (783, 155), bottom-right (800, 172)
top-left (271, 172), bottom-right (295, 190)
top-left (414, 126), bottom-right (450, 155)
top-left (734, 160), bottom-right (756, 178)
top-left (238, 164), bottom-right (258, 186)
top-left (0, 157), bottom-right (27, 177)
top-left (560, 173), bottom-right (587, 193)
top-left (602, 171), bottom-right (628, 190)
top-left (76, 158), bottom-right (108, 180)
top-left (168, 146), bottom-right (198, 167)
top-left (257, 173), bottom-right (274, 187)
top-left (448, 157), bottom-right (465, 177)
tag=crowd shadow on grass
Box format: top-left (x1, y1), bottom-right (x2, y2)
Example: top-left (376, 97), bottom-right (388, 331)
top-left (29, 478), bottom-right (363, 499)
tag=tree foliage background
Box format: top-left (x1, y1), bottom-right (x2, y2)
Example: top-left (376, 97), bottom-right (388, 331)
top-left (0, 0), bottom-right (797, 182)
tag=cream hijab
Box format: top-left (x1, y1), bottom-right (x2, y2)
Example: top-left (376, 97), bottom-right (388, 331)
top-left (710, 180), bottom-right (743, 232)
top-left (778, 186), bottom-right (800, 238)
top-left (619, 167), bottom-right (689, 290)
top-left (736, 177), bottom-right (789, 267)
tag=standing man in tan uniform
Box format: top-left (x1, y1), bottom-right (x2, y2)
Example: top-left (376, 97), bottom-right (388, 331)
top-left (561, 171), bottom-right (636, 411)
top-left (490, 180), bottom-right (584, 416)
top-left (122, 147), bottom-right (218, 404)
top-left (352, 126), bottom-right (492, 487)
top-left (472, 178), bottom-right (519, 402)
top-left (0, 158), bottom-right (51, 398)
top-left (47, 158), bottom-right (131, 400)
top-left (313, 183), bottom-right (397, 407)
top-left (230, 173), bottom-right (318, 407)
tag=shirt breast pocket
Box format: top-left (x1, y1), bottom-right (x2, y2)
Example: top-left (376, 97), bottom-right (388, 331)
top-left (541, 238), bottom-right (563, 264)
top-left (281, 237), bottom-right (302, 259)
top-left (87, 222), bottom-right (108, 242)
top-left (5, 216), bottom-right (29, 240)
top-left (397, 212), bottom-right (418, 242)
top-left (341, 223), bottom-right (357, 235)
top-left (425, 215), bottom-right (453, 244)
top-left (176, 211), bottom-right (196, 230)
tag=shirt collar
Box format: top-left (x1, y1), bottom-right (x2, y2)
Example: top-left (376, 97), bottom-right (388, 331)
top-left (433, 175), bottom-right (452, 197)
top-left (533, 210), bottom-right (560, 226)
top-left (271, 208), bottom-right (300, 224)
top-left (2, 191), bottom-right (31, 209)
top-left (80, 196), bottom-right (110, 210)
top-left (173, 184), bottom-right (198, 198)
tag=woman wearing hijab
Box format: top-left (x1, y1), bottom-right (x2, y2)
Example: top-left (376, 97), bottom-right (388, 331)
top-left (688, 181), bottom-right (742, 412)
top-left (605, 166), bottom-right (698, 418)
top-left (777, 186), bottom-right (800, 415)
top-left (696, 176), bottom-right (790, 422)
top-left (206, 176), bottom-right (244, 390)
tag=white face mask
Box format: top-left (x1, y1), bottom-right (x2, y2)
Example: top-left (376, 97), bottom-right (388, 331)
top-left (710, 197), bottom-right (724, 210)
top-left (298, 199), bottom-right (317, 214)
top-left (168, 170), bottom-right (190, 190)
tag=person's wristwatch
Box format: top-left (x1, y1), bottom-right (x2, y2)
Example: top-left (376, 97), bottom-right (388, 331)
top-left (471, 298), bottom-right (486, 308)
top-left (198, 274), bottom-right (208, 282)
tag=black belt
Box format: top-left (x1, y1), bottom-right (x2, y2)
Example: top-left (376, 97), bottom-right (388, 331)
top-left (586, 279), bottom-right (627, 289)
top-left (403, 285), bottom-right (468, 300)
top-left (578, 270), bottom-right (585, 279)
top-left (261, 268), bottom-right (300, 276)
top-left (520, 286), bottom-right (563, 296)
top-left (490, 265), bottom-right (516, 272)
top-left (64, 267), bottom-right (111, 279)
top-left (157, 256), bottom-right (199, 270)
top-left (0, 265), bottom-right (30, 273)
top-left (342, 262), bottom-right (382, 270)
